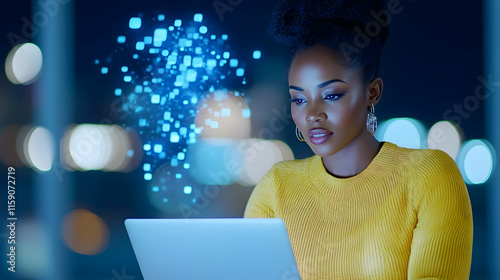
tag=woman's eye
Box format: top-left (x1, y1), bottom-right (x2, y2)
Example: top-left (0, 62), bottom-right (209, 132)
top-left (325, 93), bottom-right (344, 101)
top-left (289, 98), bottom-right (306, 105)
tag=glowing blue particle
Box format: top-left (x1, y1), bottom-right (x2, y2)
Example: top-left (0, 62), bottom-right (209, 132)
top-left (101, 67), bottom-right (108, 74)
top-left (135, 85), bottom-right (143, 93)
top-left (162, 123), bottom-right (170, 132)
top-left (236, 68), bottom-right (245, 77)
top-left (169, 26), bottom-right (175, 31)
top-left (167, 54), bottom-right (177, 65)
top-left (179, 127), bottom-right (187, 136)
top-left (152, 186), bottom-right (159, 192)
top-left (183, 100), bottom-right (189, 105)
top-left (161, 50), bottom-right (169, 57)
top-left (195, 127), bottom-right (202, 134)
top-left (154, 144), bottom-right (163, 153)
top-left (190, 124), bottom-right (196, 129)
top-left (211, 121), bottom-right (219, 129)
top-left (174, 120), bottom-right (180, 128)
top-left (175, 173), bottom-right (182, 179)
top-left (221, 108), bottom-right (231, 117)
top-left (114, 88), bottom-right (122, 96)
top-left (211, 50), bottom-right (216, 55)
top-left (194, 13), bottom-right (203, 22)
top-left (199, 26), bottom-right (208, 34)
top-left (143, 163), bottom-right (151, 171)
top-left (170, 132), bottom-right (180, 143)
top-left (144, 173), bottom-right (152, 180)
top-left (154, 28), bottom-right (167, 47)
top-left (253, 50), bottom-right (262, 59)
top-left (178, 152), bottom-right (185, 160)
top-left (235, 91), bottom-right (240, 96)
top-left (186, 69), bottom-right (197, 82)
top-left (151, 94), bottom-right (160, 104)
top-left (139, 118), bottom-right (147, 126)
top-left (222, 34), bottom-right (228, 40)
top-left (195, 47), bottom-right (202, 54)
top-left (210, 35), bottom-right (216, 40)
top-left (242, 108), bottom-right (251, 118)
top-left (143, 144), bottom-right (151, 151)
top-left (144, 36), bottom-right (153, 44)
top-left (136, 42), bottom-right (145, 50)
top-left (164, 111), bottom-right (171, 120)
top-left (181, 56), bottom-right (191, 68)
top-left (158, 14), bottom-right (165, 21)
top-left (94, 59), bottom-right (99, 64)
top-left (121, 66), bottom-right (128, 72)
top-left (127, 150), bottom-right (134, 157)
top-left (214, 111), bottom-right (220, 117)
top-left (117, 36), bottom-right (126, 43)
top-left (191, 96), bottom-right (198, 104)
top-left (207, 59), bottom-right (216, 68)
top-left (174, 19), bottom-right (182, 27)
top-left (133, 54), bottom-right (139, 59)
top-left (219, 60), bottom-right (227, 67)
top-left (124, 76), bottom-right (132, 82)
top-left (193, 57), bottom-right (203, 68)
top-left (184, 186), bottom-right (192, 194)
top-left (184, 163), bottom-right (190, 169)
top-left (129, 17), bottom-right (142, 29)
top-left (229, 59), bottom-right (238, 67)
top-left (171, 157), bottom-right (178, 166)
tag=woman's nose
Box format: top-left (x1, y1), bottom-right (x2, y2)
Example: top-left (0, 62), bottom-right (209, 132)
top-left (306, 104), bottom-right (327, 123)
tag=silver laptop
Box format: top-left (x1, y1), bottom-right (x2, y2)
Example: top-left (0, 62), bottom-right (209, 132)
top-left (124, 218), bottom-right (301, 280)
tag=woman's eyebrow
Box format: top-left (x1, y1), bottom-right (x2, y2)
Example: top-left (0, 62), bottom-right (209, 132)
top-left (289, 79), bottom-right (347, 91)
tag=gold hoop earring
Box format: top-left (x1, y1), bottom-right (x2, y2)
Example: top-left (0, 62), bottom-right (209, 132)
top-left (366, 104), bottom-right (377, 136)
top-left (295, 126), bottom-right (306, 142)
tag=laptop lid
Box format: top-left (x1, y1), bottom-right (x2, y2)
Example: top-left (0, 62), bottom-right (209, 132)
top-left (124, 218), bottom-right (301, 280)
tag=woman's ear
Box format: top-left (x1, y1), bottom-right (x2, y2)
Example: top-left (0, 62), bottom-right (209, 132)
top-left (367, 77), bottom-right (383, 106)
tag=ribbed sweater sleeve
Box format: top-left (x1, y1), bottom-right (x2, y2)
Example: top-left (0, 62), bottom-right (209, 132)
top-left (407, 149), bottom-right (474, 279)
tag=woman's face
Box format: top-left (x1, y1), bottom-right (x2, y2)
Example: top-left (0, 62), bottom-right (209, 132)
top-left (288, 45), bottom-right (375, 157)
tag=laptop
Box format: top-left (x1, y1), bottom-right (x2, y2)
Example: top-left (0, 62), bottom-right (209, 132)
top-left (124, 218), bottom-right (301, 280)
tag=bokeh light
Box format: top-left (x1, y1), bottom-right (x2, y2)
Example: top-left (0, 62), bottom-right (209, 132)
top-left (186, 138), bottom-right (241, 185)
top-left (427, 121), bottom-right (463, 159)
top-left (195, 89), bottom-right (251, 139)
top-left (61, 209), bottom-right (110, 255)
top-left (456, 139), bottom-right (496, 185)
top-left (0, 125), bottom-right (25, 167)
top-left (5, 42), bottom-right (43, 85)
top-left (62, 124), bottom-right (138, 171)
top-left (375, 118), bottom-right (427, 149)
top-left (236, 139), bottom-right (294, 187)
top-left (25, 126), bottom-right (55, 172)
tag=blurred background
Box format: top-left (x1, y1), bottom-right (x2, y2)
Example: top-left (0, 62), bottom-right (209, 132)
top-left (0, 0), bottom-right (498, 279)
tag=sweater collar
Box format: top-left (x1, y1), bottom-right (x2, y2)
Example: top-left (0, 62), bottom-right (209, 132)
top-left (307, 141), bottom-right (396, 196)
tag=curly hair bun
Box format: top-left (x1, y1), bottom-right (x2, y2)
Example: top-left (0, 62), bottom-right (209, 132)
top-left (269, 0), bottom-right (390, 49)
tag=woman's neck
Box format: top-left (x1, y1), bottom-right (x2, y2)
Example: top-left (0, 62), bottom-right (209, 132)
top-left (321, 134), bottom-right (383, 178)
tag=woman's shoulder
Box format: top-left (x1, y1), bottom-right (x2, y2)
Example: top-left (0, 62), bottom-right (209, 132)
top-left (386, 141), bottom-right (455, 168)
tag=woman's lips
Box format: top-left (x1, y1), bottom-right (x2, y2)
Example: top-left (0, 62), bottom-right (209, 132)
top-left (308, 128), bottom-right (333, 145)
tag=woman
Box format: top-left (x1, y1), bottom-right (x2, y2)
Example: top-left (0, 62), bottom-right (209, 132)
top-left (244, 0), bottom-right (474, 279)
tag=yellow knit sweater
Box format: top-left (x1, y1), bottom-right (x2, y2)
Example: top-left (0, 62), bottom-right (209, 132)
top-left (244, 141), bottom-right (473, 280)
